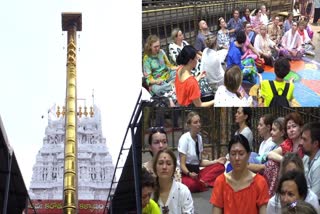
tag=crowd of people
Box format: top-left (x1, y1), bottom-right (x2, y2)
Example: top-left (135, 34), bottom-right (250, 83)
top-left (142, 3), bottom-right (319, 107)
top-left (142, 110), bottom-right (320, 214)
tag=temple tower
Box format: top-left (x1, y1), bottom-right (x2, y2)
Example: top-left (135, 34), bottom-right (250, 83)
top-left (29, 105), bottom-right (115, 202)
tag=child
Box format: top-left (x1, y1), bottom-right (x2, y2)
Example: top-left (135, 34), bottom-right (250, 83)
top-left (142, 167), bottom-right (160, 214)
top-left (260, 57), bottom-right (295, 107)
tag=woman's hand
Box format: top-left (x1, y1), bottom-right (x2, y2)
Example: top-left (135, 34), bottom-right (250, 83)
top-left (156, 79), bottom-right (163, 85)
top-left (189, 172), bottom-right (198, 179)
top-left (216, 157), bottom-right (227, 165)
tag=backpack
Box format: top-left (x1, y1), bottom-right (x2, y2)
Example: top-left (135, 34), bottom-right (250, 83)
top-left (269, 81), bottom-right (290, 107)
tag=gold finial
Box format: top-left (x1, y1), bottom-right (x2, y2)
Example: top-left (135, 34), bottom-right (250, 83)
top-left (89, 106), bottom-right (94, 117)
top-left (56, 106), bottom-right (61, 118)
top-left (84, 106), bottom-right (88, 117)
top-left (79, 106), bottom-right (83, 118)
top-left (62, 106), bottom-right (66, 116)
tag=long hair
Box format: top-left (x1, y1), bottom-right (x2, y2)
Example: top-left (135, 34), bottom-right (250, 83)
top-left (152, 149), bottom-right (177, 203)
top-left (147, 127), bottom-right (167, 156)
top-left (144, 35), bottom-right (160, 56)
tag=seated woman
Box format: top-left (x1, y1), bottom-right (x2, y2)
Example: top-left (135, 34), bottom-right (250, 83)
top-left (260, 112), bottom-right (304, 196)
top-left (214, 66), bottom-right (253, 107)
top-left (143, 35), bottom-right (177, 101)
top-left (283, 13), bottom-right (294, 33)
top-left (153, 149), bottom-right (194, 213)
top-left (250, 8), bottom-right (264, 42)
top-left (169, 28), bottom-right (214, 102)
top-left (297, 21), bottom-right (315, 56)
top-left (257, 114), bottom-right (276, 155)
top-left (143, 127), bottom-right (181, 182)
top-left (210, 134), bottom-right (269, 213)
top-left (168, 28), bottom-right (190, 65)
top-left (178, 111), bottom-right (226, 192)
top-left (254, 25), bottom-right (279, 66)
top-left (217, 17), bottom-right (231, 50)
top-left (142, 167), bottom-right (161, 214)
top-left (280, 22), bottom-right (303, 60)
top-left (200, 34), bottom-right (226, 94)
top-left (267, 165), bottom-right (319, 214)
top-left (241, 7), bottom-right (252, 23)
top-left (175, 45), bottom-right (214, 107)
top-left (293, 2), bottom-right (301, 20)
top-left (242, 21), bottom-right (260, 60)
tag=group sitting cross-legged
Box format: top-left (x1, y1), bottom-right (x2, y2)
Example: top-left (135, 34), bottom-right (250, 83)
top-left (141, 108), bottom-right (320, 214)
top-left (142, 4), bottom-right (317, 108)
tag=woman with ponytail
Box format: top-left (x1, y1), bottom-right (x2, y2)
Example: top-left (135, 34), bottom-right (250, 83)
top-left (175, 45), bottom-right (214, 107)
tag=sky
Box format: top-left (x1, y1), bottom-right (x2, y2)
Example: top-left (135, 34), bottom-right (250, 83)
top-left (0, 0), bottom-right (141, 189)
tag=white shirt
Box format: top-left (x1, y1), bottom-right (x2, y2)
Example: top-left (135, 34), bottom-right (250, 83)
top-left (178, 132), bottom-right (203, 165)
top-left (261, 13), bottom-right (269, 25)
top-left (235, 126), bottom-right (254, 150)
top-left (267, 189), bottom-right (320, 214)
top-left (157, 181), bottom-right (194, 214)
top-left (258, 137), bottom-right (276, 155)
top-left (303, 150), bottom-right (320, 200)
top-left (200, 48), bottom-right (225, 86)
top-left (214, 85), bottom-right (252, 107)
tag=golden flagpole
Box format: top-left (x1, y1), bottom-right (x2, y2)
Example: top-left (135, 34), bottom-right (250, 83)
top-left (61, 13), bottom-right (82, 214)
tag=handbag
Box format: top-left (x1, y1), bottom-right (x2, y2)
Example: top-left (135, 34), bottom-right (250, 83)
top-left (185, 164), bottom-right (200, 174)
top-left (185, 135), bottom-right (201, 174)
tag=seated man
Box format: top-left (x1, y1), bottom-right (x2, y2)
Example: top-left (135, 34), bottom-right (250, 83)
top-left (267, 16), bottom-right (282, 46)
top-left (301, 122), bottom-right (320, 204)
top-left (194, 20), bottom-right (212, 52)
top-left (280, 21), bottom-right (303, 60)
top-left (260, 57), bottom-right (295, 107)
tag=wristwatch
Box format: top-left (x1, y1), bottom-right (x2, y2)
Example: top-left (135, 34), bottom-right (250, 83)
top-left (187, 172), bottom-right (190, 176)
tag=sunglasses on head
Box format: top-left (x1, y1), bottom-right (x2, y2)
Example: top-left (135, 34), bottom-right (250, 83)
top-left (149, 126), bottom-right (165, 133)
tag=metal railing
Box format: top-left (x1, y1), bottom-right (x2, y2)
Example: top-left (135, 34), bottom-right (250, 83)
top-left (142, 0), bottom-right (292, 53)
top-left (104, 90), bottom-right (143, 214)
top-left (142, 107), bottom-right (320, 160)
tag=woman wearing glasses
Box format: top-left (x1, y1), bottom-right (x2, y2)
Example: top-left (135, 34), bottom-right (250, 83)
top-left (153, 149), bottom-right (194, 214)
top-left (210, 134), bottom-right (269, 213)
top-left (178, 111), bottom-right (226, 193)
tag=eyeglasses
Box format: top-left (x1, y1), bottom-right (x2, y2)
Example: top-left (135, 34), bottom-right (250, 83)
top-left (149, 126), bottom-right (165, 133)
top-left (162, 206), bottom-right (169, 214)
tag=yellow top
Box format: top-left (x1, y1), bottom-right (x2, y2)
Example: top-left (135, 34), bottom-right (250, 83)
top-left (142, 199), bottom-right (161, 214)
top-left (261, 80), bottom-right (294, 107)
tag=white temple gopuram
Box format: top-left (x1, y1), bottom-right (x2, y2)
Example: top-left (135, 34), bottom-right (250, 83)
top-left (29, 105), bottom-right (115, 200)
